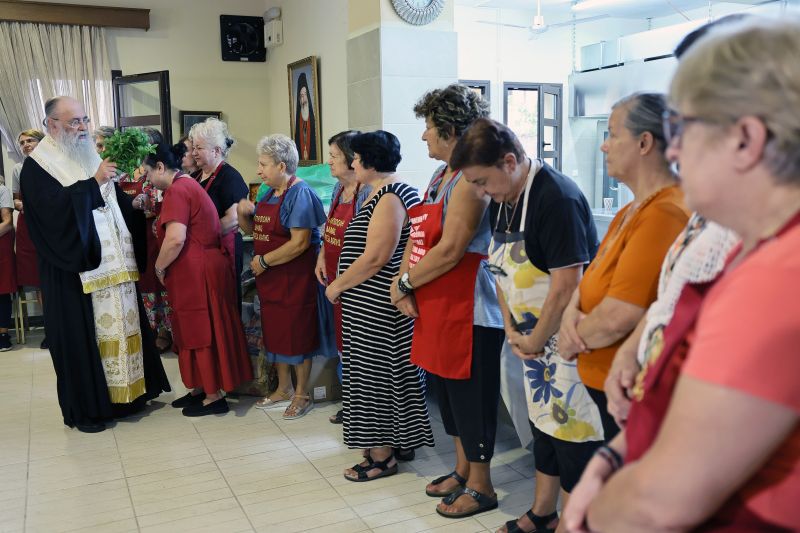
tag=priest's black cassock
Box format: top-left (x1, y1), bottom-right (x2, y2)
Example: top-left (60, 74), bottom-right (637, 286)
top-left (20, 157), bottom-right (170, 428)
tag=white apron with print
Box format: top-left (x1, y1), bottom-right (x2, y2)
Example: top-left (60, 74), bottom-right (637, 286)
top-left (491, 161), bottom-right (605, 443)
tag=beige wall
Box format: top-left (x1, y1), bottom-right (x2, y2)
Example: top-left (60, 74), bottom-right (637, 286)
top-left (16, 0), bottom-right (271, 181)
top-left (262, 0), bottom-right (350, 160)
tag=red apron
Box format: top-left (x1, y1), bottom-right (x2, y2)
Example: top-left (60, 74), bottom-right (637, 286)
top-left (626, 212), bottom-right (800, 532)
top-left (253, 176), bottom-right (319, 355)
top-left (119, 177), bottom-right (144, 197)
top-left (202, 162), bottom-right (236, 275)
top-left (15, 191), bottom-right (40, 287)
top-left (0, 230), bottom-right (16, 294)
top-left (323, 184), bottom-right (360, 352)
top-left (407, 170), bottom-right (484, 380)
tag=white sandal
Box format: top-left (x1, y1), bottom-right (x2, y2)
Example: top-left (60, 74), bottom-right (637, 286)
top-left (255, 388), bottom-right (294, 410)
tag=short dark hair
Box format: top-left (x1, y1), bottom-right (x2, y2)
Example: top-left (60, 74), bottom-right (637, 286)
top-left (674, 13), bottom-right (751, 58)
top-left (350, 130), bottom-right (402, 172)
top-left (328, 130), bottom-right (361, 169)
top-left (144, 141), bottom-right (187, 171)
top-left (450, 118), bottom-right (525, 170)
top-left (413, 84), bottom-right (489, 140)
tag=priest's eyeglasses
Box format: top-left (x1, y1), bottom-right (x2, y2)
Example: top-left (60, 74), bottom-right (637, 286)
top-left (44, 116), bottom-right (91, 129)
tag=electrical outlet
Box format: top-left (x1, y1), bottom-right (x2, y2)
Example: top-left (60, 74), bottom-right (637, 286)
top-left (313, 386), bottom-right (326, 400)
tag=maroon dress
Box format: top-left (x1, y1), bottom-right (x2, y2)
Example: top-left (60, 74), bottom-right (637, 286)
top-left (15, 192), bottom-right (39, 287)
top-left (157, 174), bottom-right (252, 393)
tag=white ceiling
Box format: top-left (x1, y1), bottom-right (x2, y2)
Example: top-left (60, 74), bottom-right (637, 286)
top-left (454, 0), bottom-right (770, 20)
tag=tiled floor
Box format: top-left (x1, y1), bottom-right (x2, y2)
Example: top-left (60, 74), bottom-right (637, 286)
top-left (0, 335), bottom-right (538, 533)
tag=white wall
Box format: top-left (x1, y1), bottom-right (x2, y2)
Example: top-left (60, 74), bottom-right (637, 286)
top-left (262, 0), bottom-right (350, 163)
top-left (455, 1), bottom-right (792, 204)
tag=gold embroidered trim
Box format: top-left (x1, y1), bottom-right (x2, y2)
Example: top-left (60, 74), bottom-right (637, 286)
top-left (98, 333), bottom-right (143, 359)
top-left (81, 270), bottom-right (140, 294)
top-left (108, 377), bottom-right (146, 403)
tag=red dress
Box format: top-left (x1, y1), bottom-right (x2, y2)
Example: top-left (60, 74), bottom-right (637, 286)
top-left (157, 174), bottom-right (252, 393)
top-left (0, 228), bottom-right (16, 295)
top-left (15, 191), bottom-right (39, 287)
top-left (323, 184), bottom-right (361, 352)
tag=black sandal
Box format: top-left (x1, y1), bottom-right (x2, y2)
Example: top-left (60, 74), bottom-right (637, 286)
top-left (436, 486), bottom-right (498, 519)
top-left (425, 470), bottom-right (467, 497)
top-left (329, 409), bottom-right (343, 424)
top-left (504, 510), bottom-right (559, 533)
top-left (344, 455), bottom-right (398, 482)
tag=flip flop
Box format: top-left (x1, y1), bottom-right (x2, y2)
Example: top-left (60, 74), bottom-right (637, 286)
top-left (425, 471), bottom-right (467, 497)
top-left (436, 486), bottom-right (498, 519)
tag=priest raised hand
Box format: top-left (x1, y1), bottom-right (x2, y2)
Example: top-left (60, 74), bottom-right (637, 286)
top-left (20, 96), bottom-right (170, 433)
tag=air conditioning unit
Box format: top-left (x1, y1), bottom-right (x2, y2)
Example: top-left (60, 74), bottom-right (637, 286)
top-left (265, 19), bottom-right (283, 48)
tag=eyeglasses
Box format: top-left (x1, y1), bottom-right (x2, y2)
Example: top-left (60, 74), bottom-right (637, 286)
top-left (44, 116), bottom-right (91, 128)
top-left (662, 110), bottom-right (708, 147)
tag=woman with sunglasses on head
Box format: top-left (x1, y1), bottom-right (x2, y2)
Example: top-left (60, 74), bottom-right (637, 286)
top-left (455, 118), bottom-right (598, 533)
top-left (564, 17), bottom-right (800, 532)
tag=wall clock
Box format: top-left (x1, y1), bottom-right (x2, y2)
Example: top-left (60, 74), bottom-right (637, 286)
top-left (391, 0), bottom-right (445, 26)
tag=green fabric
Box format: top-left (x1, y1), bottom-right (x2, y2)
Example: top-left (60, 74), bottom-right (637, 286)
top-left (256, 164), bottom-right (336, 211)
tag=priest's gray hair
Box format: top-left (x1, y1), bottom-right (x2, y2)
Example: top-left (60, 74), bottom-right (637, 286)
top-left (257, 134), bottom-right (298, 175)
top-left (189, 117), bottom-right (235, 158)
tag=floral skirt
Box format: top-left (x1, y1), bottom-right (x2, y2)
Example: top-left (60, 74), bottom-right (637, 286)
top-left (141, 290), bottom-right (173, 334)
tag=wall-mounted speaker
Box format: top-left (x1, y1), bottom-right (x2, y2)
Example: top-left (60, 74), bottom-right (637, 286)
top-left (220, 15), bottom-right (266, 62)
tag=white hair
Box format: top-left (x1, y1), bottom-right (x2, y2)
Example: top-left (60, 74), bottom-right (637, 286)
top-left (189, 117), bottom-right (235, 158)
top-left (257, 134), bottom-right (299, 174)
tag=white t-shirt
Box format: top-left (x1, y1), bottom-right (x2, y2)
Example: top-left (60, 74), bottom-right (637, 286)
top-left (11, 162), bottom-right (22, 195)
top-left (0, 184), bottom-right (13, 209)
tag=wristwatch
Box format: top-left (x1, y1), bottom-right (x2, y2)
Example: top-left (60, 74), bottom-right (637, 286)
top-left (398, 272), bottom-right (414, 295)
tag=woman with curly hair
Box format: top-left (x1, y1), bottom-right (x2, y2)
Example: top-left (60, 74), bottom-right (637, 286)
top-left (388, 84), bottom-right (505, 518)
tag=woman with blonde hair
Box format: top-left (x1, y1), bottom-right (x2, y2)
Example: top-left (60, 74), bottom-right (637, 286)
top-left (11, 128), bottom-right (46, 347)
top-left (190, 118), bottom-right (248, 311)
top-left (564, 16), bottom-right (800, 532)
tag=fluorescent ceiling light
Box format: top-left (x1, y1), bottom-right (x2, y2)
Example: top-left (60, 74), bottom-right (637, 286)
top-left (572, 0), bottom-right (629, 12)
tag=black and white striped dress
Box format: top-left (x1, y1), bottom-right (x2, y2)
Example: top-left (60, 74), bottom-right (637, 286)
top-left (338, 182), bottom-right (434, 449)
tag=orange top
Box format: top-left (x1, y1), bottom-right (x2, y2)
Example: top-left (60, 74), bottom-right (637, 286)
top-left (577, 185), bottom-right (689, 390)
top-left (683, 222), bottom-right (800, 531)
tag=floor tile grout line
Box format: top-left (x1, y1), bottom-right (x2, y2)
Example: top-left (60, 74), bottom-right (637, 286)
top-left (195, 413), bottom-right (259, 533)
top-left (112, 412), bottom-right (143, 533)
top-left (23, 346), bottom-right (36, 533)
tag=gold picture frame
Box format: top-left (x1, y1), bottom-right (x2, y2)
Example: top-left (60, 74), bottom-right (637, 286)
top-left (287, 56), bottom-right (322, 166)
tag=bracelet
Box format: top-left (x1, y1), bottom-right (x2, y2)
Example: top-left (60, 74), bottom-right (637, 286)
top-left (595, 445), bottom-right (623, 472)
top-left (258, 255), bottom-right (269, 270)
top-left (154, 266), bottom-right (166, 277)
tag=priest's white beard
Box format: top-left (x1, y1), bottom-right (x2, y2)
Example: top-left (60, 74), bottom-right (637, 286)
top-left (53, 128), bottom-right (100, 176)
top-left (300, 101), bottom-right (310, 122)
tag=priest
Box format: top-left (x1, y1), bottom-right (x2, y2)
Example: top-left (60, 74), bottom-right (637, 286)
top-left (20, 96), bottom-right (170, 433)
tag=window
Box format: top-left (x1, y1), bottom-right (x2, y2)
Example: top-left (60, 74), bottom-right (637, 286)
top-left (460, 79), bottom-right (491, 105)
top-left (503, 82), bottom-right (563, 170)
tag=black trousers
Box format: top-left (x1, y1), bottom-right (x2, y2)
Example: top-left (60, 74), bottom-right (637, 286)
top-left (432, 325), bottom-right (505, 463)
top-left (0, 293), bottom-right (10, 329)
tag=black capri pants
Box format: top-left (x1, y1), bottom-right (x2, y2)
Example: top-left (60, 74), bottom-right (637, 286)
top-left (431, 325), bottom-right (505, 463)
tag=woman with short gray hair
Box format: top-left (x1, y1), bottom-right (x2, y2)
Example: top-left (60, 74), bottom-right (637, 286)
top-left (93, 126), bottom-right (116, 154)
top-left (189, 117), bottom-right (248, 311)
top-left (238, 134), bottom-right (331, 420)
